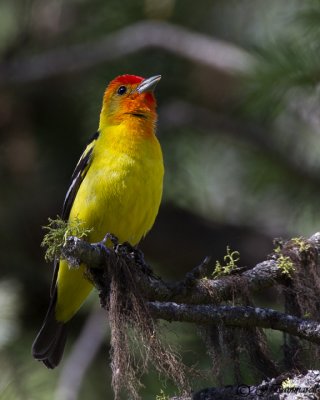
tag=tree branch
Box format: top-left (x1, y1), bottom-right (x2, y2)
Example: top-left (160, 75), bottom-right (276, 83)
top-left (0, 21), bottom-right (254, 85)
top-left (61, 236), bottom-right (286, 305)
top-left (56, 232), bottom-right (320, 398)
top-left (58, 232), bottom-right (320, 346)
top-left (148, 302), bottom-right (320, 345)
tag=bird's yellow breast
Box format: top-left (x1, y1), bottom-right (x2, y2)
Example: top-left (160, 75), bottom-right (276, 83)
top-left (72, 122), bottom-right (164, 244)
top-left (55, 120), bottom-right (164, 322)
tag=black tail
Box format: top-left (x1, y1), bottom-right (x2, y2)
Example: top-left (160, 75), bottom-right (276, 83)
top-left (32, 290), bottom-right (68, 369)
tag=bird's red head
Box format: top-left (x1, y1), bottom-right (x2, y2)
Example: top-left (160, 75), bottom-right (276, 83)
top-left (99, 74), bottom-right (161, 128)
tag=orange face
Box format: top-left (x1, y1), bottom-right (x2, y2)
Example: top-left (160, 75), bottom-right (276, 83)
top-left (100, 75), bottom-right (160, 126)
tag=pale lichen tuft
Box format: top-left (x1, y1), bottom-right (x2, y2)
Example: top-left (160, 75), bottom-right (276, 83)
top-left (41, 216), bottom-right (93, 262)
top-left (212, 246), bottom-right (240, 278)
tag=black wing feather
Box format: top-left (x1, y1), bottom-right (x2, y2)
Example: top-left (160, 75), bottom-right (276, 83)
top-left (62, 131), bottom-right (99, 220)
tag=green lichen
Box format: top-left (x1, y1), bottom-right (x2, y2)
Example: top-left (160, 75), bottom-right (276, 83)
top-left (277, 254), bottom-right (295, 277)
top-left (41, 216), bottom-right (93, 262)
top-left (212, 246), bottom-right (240, 278)
top-left (291, 237), bottom-right (311, 253)
top-left (304, 311), bottom-right (311, 318)
top-left (156, 389), bottom-right (169, 400)
top-left (274, 245), bottom-right (281, 255)
top-left (281, 377), bottom-right (296, 389)
top-left (273, 237), bottom-right (308, 277)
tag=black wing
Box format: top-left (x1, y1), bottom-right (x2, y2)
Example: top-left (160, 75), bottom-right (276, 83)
top-left (50, 131), bottom-right (99, 296)
top-left (62, 131), bottom-right (99, 220)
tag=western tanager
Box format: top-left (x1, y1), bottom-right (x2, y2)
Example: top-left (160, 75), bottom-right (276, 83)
top-left (32, 74), bottom-right (164, 368)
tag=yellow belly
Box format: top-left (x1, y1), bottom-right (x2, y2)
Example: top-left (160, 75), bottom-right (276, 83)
top-left (55, 131), bottom-right (163, 322)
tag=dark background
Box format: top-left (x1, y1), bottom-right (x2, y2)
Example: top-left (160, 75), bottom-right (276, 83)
top-left (1, 0), bottom-right (320, 398)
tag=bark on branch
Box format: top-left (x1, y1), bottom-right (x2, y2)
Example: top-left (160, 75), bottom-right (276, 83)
top-left (175, 370), bottom-right (320, 400)
top-left (59, 232), bottom-right (320, 345)
top-left (60, 235), bottom-right (305, 304)
top-left (148, 302), bottom-right (320, 345)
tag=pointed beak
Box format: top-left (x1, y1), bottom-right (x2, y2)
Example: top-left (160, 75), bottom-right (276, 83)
top-left (136, 75), bottom-right (161, 94)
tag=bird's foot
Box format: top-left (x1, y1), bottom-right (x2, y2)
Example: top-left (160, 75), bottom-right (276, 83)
top-left (101, 233), bottom-right (119, 247)
top-left (114, 242), bottom-right (152, 275)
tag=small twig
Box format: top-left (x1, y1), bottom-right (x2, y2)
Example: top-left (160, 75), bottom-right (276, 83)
top-left (182, 256), bottom-right (212, 286)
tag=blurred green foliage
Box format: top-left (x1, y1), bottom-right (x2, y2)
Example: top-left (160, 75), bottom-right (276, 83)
top-left (1, 0), bottom-right (320, 398)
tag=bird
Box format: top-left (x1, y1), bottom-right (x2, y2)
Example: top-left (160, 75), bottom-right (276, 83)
top-left (32, 74), bottom-right (164, 368)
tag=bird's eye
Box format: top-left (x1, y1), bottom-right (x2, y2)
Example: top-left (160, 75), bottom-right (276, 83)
top-left (117, 86), bottom-right (127, 95)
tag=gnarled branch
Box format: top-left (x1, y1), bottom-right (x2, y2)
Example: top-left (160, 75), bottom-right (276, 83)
top-left (148, 302), bottom-right (320, 345)
top-left (59, 232), bottom-right (320, 345)
top-left (57, 232), bottom-right (320, 398)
